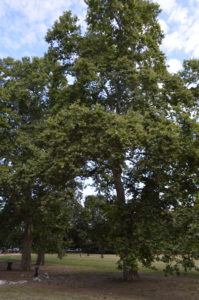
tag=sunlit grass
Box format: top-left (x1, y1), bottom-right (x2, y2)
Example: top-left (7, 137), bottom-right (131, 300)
top-left (45, 253), bottom-right (119, 272)
top-left (0, 253), bottom-right (119, 272)
top-left (0, 253), bottom-right (199, 275)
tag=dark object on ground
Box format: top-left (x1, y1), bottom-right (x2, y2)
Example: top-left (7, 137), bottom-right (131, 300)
top-left (34, 265), bottom-right (39, 277)
top-left (7, 262), bottom-right (13, 271)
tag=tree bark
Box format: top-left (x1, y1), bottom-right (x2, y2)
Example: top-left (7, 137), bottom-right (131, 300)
top-left (112, 165), bottom-right (138, 281)
top-left (123, 260), bottom-right (128, 281)
top-left (122, 260), bottom-right (139, 281)
top-left (21, 221), bottom-right (32, 271)
top-left (112, 167), bottom-right (125, 204)
top-left (36, 250), bottom-right (45, 265)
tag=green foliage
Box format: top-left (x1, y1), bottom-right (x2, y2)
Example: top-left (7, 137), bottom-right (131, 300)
top-left (0, 57), bottom-right (80, 265)
top-left (0, 0), bottom-right (198, 278)
top-left (179, 59), bottom-right (199, 105)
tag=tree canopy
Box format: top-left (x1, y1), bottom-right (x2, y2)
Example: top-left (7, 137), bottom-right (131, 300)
top-left (0, 0), bottom-right (198, 279)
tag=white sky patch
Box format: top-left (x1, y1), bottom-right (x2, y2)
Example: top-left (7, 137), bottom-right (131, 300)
top-left (156, 0), bottom-right (199, 60)
top-left (156, 0), bottom-right (177, 13)
top-left (167, 59), bottom-right (182, 73)
top-left (168, 5), bottom-right (188, 24)
top-left (0, 0), bottom-right (198, 64)
top-left (2, 0), bottom-right (73, 22)
top-left (0, 0), bottom-right (87, 58)
top-left (158, 19), bottom-right (169, 33)
top-left (2, 36), bottom-right (21, 50)
top-left (0, 2), bottom-right (6, 18)
top-left (82, 178), bottom-right (97, 202)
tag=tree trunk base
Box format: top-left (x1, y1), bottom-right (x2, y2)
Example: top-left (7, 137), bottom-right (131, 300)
top-left (123, 262), bottom-right (139, 281)
top-left (21, 222), bottom-right (32, 271)
top-left (36, 251), bottom-right (45, 265)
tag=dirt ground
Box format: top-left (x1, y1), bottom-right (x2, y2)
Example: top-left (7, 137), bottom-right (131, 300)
top-left (0, 262), bottom-right (199, 300)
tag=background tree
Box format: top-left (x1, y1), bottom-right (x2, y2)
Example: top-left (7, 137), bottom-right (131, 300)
top-left (0, 56), bottom-right (78, 270)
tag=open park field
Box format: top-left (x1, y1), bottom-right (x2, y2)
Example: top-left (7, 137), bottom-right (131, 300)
top-left (0, 254), bottom-right (199, 300)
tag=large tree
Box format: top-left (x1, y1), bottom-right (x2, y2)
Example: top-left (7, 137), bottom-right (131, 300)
top-left (44, 0), bottom-right (198, 280)
top-left (0, 57), bottom-right (49, 269)
top-left (0, 0), bottom-right (198, 279)
top-left (0, 57), bottom-right (78, 270)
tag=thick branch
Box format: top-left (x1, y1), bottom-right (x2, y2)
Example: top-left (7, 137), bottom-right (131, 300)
top-left (112, 166), bottom-right (125, 204)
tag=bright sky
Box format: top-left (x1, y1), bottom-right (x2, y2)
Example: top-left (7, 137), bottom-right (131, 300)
top-left (0, 0), bottom-right (198, 73)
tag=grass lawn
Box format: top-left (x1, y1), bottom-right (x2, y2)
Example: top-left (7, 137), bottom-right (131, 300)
top-left (1, 253), bottom-right (198, 274)
top-left (0, 254), bottom-right (199, 300)
top-left (0, 286), bottom-right (93, 300)
top-left (0, 253), bottom-right (120, 272)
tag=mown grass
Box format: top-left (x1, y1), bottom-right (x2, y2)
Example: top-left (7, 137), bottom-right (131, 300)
top-left (0, 286), bottom-right (94, 300)
top-left (1, 253), bottom-right (199, 274)
top-left (0, 254), bottom-right (199, 300)
top-left (0, 254), bottom-right (118, 300)
top-left (45, 253), bottom-right (120, 272)
top-left (0, 253), bottom-right (119, 272)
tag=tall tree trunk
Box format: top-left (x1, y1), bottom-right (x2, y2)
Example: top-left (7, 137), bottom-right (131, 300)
top-left (21, 221), bottom-right (32, 271)
top-left (123, 260), bottom-right (128, 281)
top-left (112, 166), bottom-right (138, 281)
top-left (112, 167), bottom-right (125, 204)
top-left (122, 259), bottom-right (139, 281)
top-left (36, 250), bottom-right (45, 265)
